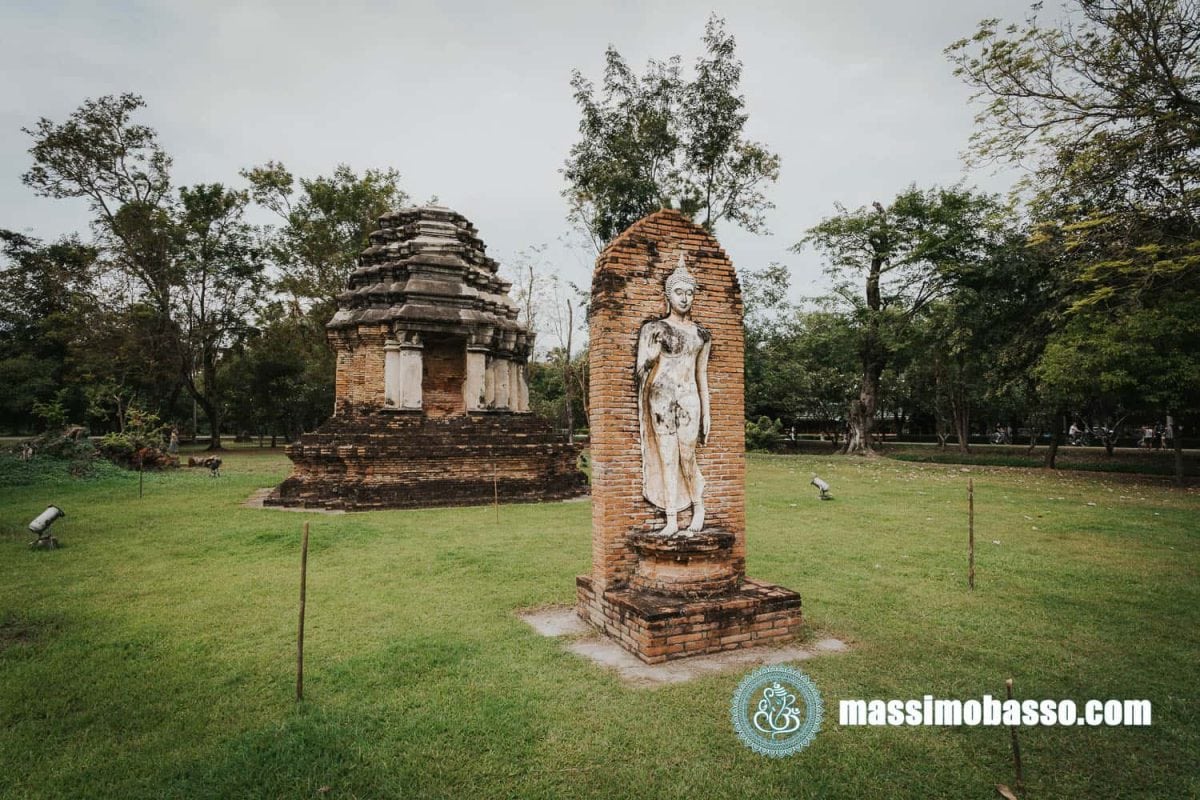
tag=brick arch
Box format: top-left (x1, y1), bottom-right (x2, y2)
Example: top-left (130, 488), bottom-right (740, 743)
top-left (588, 209), bottom-right (746, 590)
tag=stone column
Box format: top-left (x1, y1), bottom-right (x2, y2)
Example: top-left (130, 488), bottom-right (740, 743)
top-left (384, 340), bottom-right (403, 407)
top-left (493, 357), bottom-right (511, 409)
top-left (464, 345), bottom-right (489, 410)
top-left (513, 362), bottom-right (530, 412)
top-left (483, 356), bottom-right (496, 408)
top-left (508, 361), bottom-right (522, 411)
top-left (398, 336), bottom-right (423, 410)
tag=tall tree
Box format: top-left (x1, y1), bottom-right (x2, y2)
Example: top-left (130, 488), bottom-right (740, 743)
top-left (175, 184), bottom-right (265, 449)
top-left (22, 95), bottom-right (271, 447)
top-left (748, 307), bottom-right (858, 444)
top-left (562, 15), bottom-right (780, 249)
top-left (947, 0), bottom-right (1199, 216)
top-left (22, 93), bottom-right (177, 312)
top-left (0, 231), bottom-right (97, 430)
top-left (950, 0), bottom-right (1200, 481)
top-left (242, 161), bottom-right (407, 309)
top-left (800, 187), bottom-right (1006, 454)
top-left (221, 304), bottom-right (335, 445)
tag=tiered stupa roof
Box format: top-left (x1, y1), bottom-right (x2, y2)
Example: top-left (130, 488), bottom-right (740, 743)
top-left (327, 205), bottom-right (524, 340)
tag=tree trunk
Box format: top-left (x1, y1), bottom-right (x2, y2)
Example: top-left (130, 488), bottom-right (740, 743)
top-left (573, 359), bottom-right (590, 430)
top-left (1044, 412), bottom-right (1065, 469)
top-left (562, 299), bottom-right (574, 443)
top-left (186, 387), bottom-right (224, 451)
top-left (199, 350), bottom-right (224, 450)
top-left (845, 360), bottom-right (883, 455)
top-left (845, 251), bottom-right (886, 456)
top-left (952, 392), bottom-right (971, 455)
top-left (165, 381), bottom-right (183, 431)
top-left (205, 406), bottom-right (223, 450)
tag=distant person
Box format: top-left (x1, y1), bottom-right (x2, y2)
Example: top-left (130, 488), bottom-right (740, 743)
top-left (1069, 421), bottom-right (1082, 445)
top-left (168, 427), bottom-right (179, 455)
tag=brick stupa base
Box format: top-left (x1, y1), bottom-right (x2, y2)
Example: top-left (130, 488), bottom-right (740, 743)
top-left (266, 410), bottom-right (587, 511)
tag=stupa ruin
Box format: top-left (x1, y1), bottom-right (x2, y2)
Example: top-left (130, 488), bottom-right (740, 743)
top-left (266, 205), bottom-right (588, 511)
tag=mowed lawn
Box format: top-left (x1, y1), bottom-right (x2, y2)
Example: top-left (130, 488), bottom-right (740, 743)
top-left (1, 449), bottom-right (1197, 799)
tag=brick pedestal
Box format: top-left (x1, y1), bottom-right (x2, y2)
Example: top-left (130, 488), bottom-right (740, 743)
top-left (628, 529), bottom-right (739, 597)
top-left (577, 209), bottom-right (802, 664)
top-left (576, 575), bottom-right (803, 664)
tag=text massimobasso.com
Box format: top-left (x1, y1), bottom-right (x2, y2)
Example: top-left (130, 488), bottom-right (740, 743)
top-left (839, 696), bottom-right (1151, 727)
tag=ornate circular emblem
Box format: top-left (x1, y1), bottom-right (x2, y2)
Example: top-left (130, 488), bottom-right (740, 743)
top-left (730, 665), bottom-right (823, 757)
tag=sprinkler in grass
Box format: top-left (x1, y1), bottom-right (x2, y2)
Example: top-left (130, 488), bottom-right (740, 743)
top-left (28, 505), bottom-right (65, 549)
top-left (810, 477), bottom-right (832, 501)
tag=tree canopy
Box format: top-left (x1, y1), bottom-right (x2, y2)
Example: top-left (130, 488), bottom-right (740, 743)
top-left (562, 15), bottom-right (780, 248)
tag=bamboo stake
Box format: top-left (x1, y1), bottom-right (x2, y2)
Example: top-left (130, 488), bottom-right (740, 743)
top-left (138, 458), bottom-right (144, 499)
top-left (296, 522), bottom-right (310, 702)
top-left (493, 461), bottom-right (500, 525)
top-left (968, 478), bottom-right (975, 590)
top-left (1006, 678), bottom-right (1024, 789)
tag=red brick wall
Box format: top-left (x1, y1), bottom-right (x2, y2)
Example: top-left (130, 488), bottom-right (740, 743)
top-left (589, 210), bottom-right (746, 590)
top-left (423, 335), bottom-right (466, 417)
top-left (269, 412), bottom-right (587, 511)
top-left (331, 326), bottom-right (388, 409)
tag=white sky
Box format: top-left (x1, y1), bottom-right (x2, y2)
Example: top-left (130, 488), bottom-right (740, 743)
top-left (0, 0), bottom-right (1034, 303)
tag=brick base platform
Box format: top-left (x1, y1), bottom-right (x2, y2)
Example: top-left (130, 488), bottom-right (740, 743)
top-left (576, 575), bottom-right (803, 664)
top-left (266, 410), bottom-right (588, 511)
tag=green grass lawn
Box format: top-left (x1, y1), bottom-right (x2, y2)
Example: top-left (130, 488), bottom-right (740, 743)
top-left (1, 450), bottom-right (1197, 799)
top-left (782, 439), bottom-right (1199, 478)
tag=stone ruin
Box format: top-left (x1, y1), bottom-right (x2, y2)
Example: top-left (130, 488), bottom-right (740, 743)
top-left (576, 209), bottom-right (803, 663)
top-left (266, 205), bottom-right (588, 511)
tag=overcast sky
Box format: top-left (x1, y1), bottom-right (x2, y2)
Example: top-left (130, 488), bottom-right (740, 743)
top-left (0, 0), bottom-right (1036, 302)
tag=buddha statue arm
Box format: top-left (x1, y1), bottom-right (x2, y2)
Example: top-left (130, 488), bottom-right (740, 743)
top-left (697, 336), bottom-right (712, 444)
top-left (636, 323), bottom-right (661, 387)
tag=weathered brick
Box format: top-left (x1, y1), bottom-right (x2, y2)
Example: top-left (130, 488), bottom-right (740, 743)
top-left (574, 211), bottom-right (802, 664)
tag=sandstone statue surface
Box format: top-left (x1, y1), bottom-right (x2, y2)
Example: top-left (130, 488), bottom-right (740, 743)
top-left (636, 254), bottom-right (711, 536)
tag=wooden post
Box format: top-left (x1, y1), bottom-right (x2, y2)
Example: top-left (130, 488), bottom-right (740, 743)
top-left (1006, 678), bottom-right (1024, 789)
top-left (297, 522), bottom-right (310, 702)
top-left (968, 478), bottom-right (975, 590)
top-left (138, 458), bottom-right (144, 499)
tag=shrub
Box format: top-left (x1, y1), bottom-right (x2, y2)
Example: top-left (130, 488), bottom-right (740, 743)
top-left (745, 416), bottom-right (783, 452)
top-left (96, 406), bottom-right (178, 470)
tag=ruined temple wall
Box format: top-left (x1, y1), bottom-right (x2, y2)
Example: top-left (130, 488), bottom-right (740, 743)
top-left (423, 336), bottom-right (467, 417)
top-left (332, 325), bottom-right (389, 409)
top-left (268, 413), bottom-right (587, 510)
top-left (588, 210), bottom-right (746, 591)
